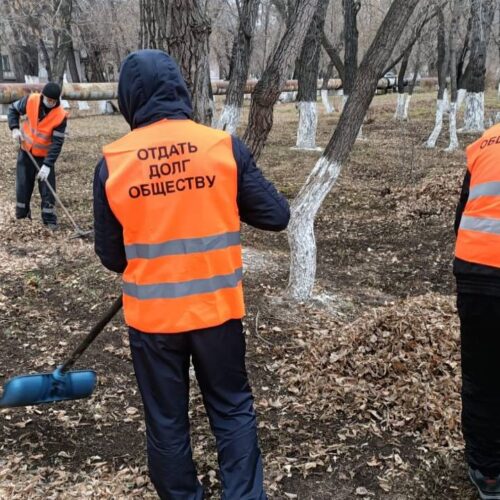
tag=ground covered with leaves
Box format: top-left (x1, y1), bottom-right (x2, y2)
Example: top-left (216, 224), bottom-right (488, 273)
top-left (0, 92), bottom-right (495, 498)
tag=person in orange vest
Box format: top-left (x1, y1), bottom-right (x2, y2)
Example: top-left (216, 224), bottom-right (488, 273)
top-left (8, 83), bottom-right (68, 229)
top-left (455, 124), bottom-right (500, 499)
top-left (93, 50), bottom-right (290, 499)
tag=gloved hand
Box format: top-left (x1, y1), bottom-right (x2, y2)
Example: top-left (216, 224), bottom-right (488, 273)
top-left (11, 128), bottom-right (22, 144)
top-left (37, 165), bottom-right (51, 182)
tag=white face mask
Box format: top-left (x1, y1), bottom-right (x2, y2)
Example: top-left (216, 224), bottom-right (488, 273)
top-left (43, 97), bottom-right (57, 108)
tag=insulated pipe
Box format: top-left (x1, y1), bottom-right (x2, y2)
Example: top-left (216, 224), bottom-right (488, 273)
top-left (0, 78), bottom-right (438, 104)
top-left (0, 83), bottom-right (118, 104)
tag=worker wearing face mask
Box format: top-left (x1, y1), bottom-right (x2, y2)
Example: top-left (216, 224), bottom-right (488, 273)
top-left (8, 82), bottom-right (68, 229)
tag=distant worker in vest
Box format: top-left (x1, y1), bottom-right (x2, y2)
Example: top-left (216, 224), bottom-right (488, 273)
top-left (454, 124), bottom-right (500, 499)
top-left (8, 82), bottom-right (68, 229)
top-left (93, 50), bottom-right (290, 500)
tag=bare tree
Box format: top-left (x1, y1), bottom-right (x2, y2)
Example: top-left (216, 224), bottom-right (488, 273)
top-left (393, 47), bottom-right (411, 120)
top-left (425, 6), bottom-right (448, 148)
top-left (294, 0), bottom-right (330, 150)
top-left (286, 0), bottom-right (422, 301)
top-left (461, 0), bottom-right (495, 132)
top-left (217, 0), bottom-right (260, 134)
top-left (242, 0), bottom-right (320, 159)
top-left (445, 0), bottom-right (462, 151)
top-left (403, 40), bottom-right (423, 120)
top-left (456, 14), bottom-right (471, 109)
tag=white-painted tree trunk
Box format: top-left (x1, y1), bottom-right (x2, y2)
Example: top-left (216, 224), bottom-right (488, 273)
top-left (425, 99), bottom-right (445, 148)
top-left (217, 104), bottom-right (242, 134)
top-left (497, 82), bottom-right (500, 100)
top-left (443, 88), bottom-right (450, 113)
top-left (445, 102), bottom-right (459, 152)
top-left (295, 102), bottom-right (319, 149)
top-left (394, 93), bottom-right (407, 120)
top-left (462, 92), bottom-right (485, 133)
top-left (287, 156), bottom-right (342, 300)
top-left (321, 90), bottom-right (334, 113)
top-left (457, 88), bottom-right (467, 111)
top-left (403, 94), bottom-right (412, 120)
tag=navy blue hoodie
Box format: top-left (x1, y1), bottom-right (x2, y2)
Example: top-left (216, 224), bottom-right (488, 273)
top-left (93, 50), bottom-right (290, 273)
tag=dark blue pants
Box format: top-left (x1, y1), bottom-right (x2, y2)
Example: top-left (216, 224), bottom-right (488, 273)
top-left (458, 293), bottom-right (500, 476)
top-left (129, 319), bottom-right (267, 500)
top-left (16, 150), bottom-right (57, 225)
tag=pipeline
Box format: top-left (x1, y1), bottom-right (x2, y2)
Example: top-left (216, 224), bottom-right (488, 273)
top-left (0, 78), bottom-right (438, 104)
top-left (0, 78), bottom-right (385, 104)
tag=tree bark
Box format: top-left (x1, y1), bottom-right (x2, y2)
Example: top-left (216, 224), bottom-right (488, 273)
top-left (295, 0), bottom-right (330, 149)
top-left (446, 0), bottom-right (460, 151)
top-left (394, 48), bottom-right (410, 120)
top-left (461, 0), bottom-right (495, 132)
top-left (166, 0), bottom-right (212, 125)
top-left (425, 7), bottom-right (448, 149)
top-left (321, 60), bottom-right (335, 113)
top-left (403, 41), bottom-right (422, 120)
top-left (54, 0), bottom-right (74, 85)
top-left (217, 0), bottom-right (260, 134)
top-left (286, 0), bottom-right (421, 301)
top-left (342, 0), bottom-right (360, 98)
top-left (243, 0), bottom-right (320, 159)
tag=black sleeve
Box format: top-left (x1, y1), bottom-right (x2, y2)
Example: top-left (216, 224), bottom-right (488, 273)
top-left (232, 136), bottom-right (290, 231)
top-left (7, 96), bottom-right (28, 130)
top-left (454, 170), bottom-right (471, 236)
top-left (43, 118), bottom-right (67, 168)
top-left (93, 158), bottom-right (127, 273)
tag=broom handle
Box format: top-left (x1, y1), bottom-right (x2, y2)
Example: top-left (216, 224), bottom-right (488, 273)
top-left (60, 296), bottom-right (123, 373)
top-left (22, 147), bottom-right (82, 233)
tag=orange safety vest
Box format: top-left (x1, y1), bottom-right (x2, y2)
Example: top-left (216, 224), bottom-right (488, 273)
top-left (103, 119), bottom-right (245, 334)
top-left (21, 93), bottom-right (67, 158)
top-left (455, 123), bottom-right (500, 268)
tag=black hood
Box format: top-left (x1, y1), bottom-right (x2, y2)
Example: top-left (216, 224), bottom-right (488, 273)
top-left (118, 50), bottom-right (193, 130)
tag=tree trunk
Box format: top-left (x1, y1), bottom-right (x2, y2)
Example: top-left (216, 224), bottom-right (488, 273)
top-left (403, 41), bottom-right (422, 120)
top-left (217, 0), bottom-right (260, 134)
top-left (342, 0), bottom-right (360, 99)
top-left (462, 0), bottom-right (495, 132)
top-left (295, 0), bottom-right (330, 150)
top-left (56, 0), bottom-right (75, 84)
top-left (286, 0), bottom-right (421, 301)
top-left (166, 0), bottom-right (212, 125)
top-left (243, 0), bottom-right (320, 159)
top-left (139, 0), bottom-right (169, 50)
top-left (394, 48), bottom-right (410, 120)
top-left (425, 7), bottom-right (448, 149)
top-left (446, 0), bottom-right (460, 152)
top-left (39, 38), bottom-right (53, 81)
top-left (321, 61), bottom-right (335, 113)
top-left (67, 40), bottom-right (80, 83)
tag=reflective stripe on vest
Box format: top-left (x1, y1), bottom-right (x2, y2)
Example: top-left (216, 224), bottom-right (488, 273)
top-left (103, 119), bottom-right (245, 334)
top-left (125, 231), bottom-right (241, 259)
top-left (21, 94), bottom-right (67, 158)
top-left (455, 124), bottom-right (500, 268)
top-left (123, 268), bottom-right (243, 300)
